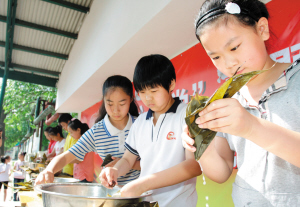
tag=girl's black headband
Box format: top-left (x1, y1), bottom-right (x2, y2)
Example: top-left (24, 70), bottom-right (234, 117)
top-left (196, 2), bottom-right (258, 31)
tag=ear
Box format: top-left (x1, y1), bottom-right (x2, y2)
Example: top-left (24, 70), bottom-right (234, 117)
top-left (256, 17), bottom-right (270, 41)
top-left (169, 79), bottom-right (176, 93)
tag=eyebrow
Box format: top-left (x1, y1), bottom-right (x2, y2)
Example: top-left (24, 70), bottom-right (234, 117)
top-left (106, 99), bottom-right (127, 102)
top-left (207, 36), bottom-right (239, 56)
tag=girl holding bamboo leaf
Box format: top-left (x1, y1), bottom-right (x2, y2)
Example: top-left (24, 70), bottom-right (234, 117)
top-left (182, 0), bottom-right (300, 206)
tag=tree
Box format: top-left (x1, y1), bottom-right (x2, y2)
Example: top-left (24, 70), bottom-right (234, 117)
top-left (0, 79), bottom-right (57, 155)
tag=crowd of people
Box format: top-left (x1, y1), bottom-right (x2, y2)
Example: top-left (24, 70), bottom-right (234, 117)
top-left (43, 114), bottom-right (100, 182)
top-left (36, 0), bottom-right (300, 206)
top-left (0, 152), bottom-right (26, 201)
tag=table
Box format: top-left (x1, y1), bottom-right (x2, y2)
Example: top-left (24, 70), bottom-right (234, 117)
top-left (19, 191), bottom-right (43, 207)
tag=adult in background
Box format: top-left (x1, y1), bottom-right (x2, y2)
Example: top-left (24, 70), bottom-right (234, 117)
top-left (58, 114), bottom-right (78, 177)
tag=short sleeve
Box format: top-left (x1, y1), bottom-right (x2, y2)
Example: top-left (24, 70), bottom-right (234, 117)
top-left (216, 132), bottom-right (226, 139)
top-left (180, 104), bottom-right (187, 128)
top-left (70, 136), bottom-right (78, 146)
top-left (216, 132), bottom-right (236, 152)
top-left (53, 142), bottom-right (58, 149)
top-left (124, 121), bottom-right (139, 156)
top-left (69, 128), bottom-right (96, 161)
top-left (5, 164), bottom-right (10, 173)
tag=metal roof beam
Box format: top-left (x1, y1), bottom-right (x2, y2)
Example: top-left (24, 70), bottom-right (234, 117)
top-left (0, 0), bottom-right (18, 113)
top-left (0, 41), bottom-right (68, 60)
top-left (0, 61), bottom-right (60, 77)
top-left (42, 0), bottom-right (89, 13)
top-left (0, 69), bottom-right (57, 87)
top-left (0, 15), bottom-right (78, 39)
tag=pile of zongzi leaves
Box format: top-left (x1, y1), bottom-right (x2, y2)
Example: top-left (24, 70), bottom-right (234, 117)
top-left (40, 153), bottom-right (47, 164)
top-left (30, 154), bottom-right (37, 162)
top-left (185, 70), bottom-right (265, 161)
top-left (3, 180), bottom-right (34, 192)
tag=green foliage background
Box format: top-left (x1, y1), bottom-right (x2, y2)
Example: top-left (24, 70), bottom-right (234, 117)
top-left (3, 80), bottom-right (57, 151)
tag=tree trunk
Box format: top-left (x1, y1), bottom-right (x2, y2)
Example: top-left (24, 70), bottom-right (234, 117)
top-left (0, 109), bottom-right (6, 155)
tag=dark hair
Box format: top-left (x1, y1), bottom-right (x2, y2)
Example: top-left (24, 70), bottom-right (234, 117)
top-left (195, 0), bottom-right (269, 41)
top-left (48, 125), bottom-right (64, 138)
top-left (19, 152), bottom-right (26, 157)
top-left (58, 113), bottom-right (73, 124)
top-left (44, 127), bottom-right (52, 133)
top-left (133, 54), bottom-right (176, 92)
top-left (68, 119), bottom-right (89, 135)
top-left (2, 155), bottom-right (10, 163)
top-left (95, 75), bottom-right (139, 123)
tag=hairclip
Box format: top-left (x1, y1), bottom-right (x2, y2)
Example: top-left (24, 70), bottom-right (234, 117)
top-left (71, 118), bottom-right (76, 121)
top-left (196, 2), bottom-right (258, 31)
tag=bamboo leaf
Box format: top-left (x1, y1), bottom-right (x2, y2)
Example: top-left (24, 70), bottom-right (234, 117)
top-left (185, 70), bottom-right (266, 161)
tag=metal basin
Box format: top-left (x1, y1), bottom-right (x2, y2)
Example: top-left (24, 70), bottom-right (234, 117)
top-left (35, 183), bottom-right (152, 207)
top-left (53, 177), bottom-right (80, 183)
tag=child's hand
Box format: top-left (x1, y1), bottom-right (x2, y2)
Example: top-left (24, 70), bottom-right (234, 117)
top-left (105, 157), bottom-right (120, 167)
top-left (121, 179), bottom-right (146, 197)
top-left (99, 167), bottom-right (118, 189)
top-left (35, 170), bottom-right (54, 185)
top-left (196, 98), bottom-right (256, 138)
top-left (181, 125), bottom-right (196, 152)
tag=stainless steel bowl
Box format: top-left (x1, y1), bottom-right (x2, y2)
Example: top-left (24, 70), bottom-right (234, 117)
top-left (53, 177), bottom-right (80, 183)
top-left (35, 183), bottom-right (153, 207)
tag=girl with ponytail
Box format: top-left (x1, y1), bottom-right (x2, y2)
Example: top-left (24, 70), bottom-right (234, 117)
top-left (36, 75), bottom-right (141, 186)
top-left (67, 119), bottom-right (95, 183)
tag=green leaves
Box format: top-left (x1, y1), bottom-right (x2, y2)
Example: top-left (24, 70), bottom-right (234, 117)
top-left (1, 80), bottom-right (57, 149)
top-left (185, 70), bottom-right (265, 161)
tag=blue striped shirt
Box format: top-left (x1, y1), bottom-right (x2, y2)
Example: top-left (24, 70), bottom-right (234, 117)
top-left (69, 114), bottom-right (140, 185)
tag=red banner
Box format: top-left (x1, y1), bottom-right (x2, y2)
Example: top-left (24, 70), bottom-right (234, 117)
top-left (80, 0), bottom-right (300, 205)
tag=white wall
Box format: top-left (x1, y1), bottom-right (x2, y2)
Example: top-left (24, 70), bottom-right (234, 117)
top-left (56, 0), bottom-right (204, 112)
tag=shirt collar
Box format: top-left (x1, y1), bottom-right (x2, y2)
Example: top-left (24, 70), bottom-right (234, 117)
top-left (237, 58), bottom-right (300, 108)
top-left (103, 113), bottom-right (133, 136)
top-left (146, 97), bottom-right (182, 120)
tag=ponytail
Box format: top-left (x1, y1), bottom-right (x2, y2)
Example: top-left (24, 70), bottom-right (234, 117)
top-left (19, 152), bottom-right (26, 157)
top-left (68, 119), bottom-right (89, 135)
top-left (1, 156), bottom-right (5, 163)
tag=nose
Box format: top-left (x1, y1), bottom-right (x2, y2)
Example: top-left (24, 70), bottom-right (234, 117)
top-left (145, 94), bottom-right (151, 101)
top-left (113, 105), bottom-right (119, 113)
top-left (224, 55), bottom-right (238, 70)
